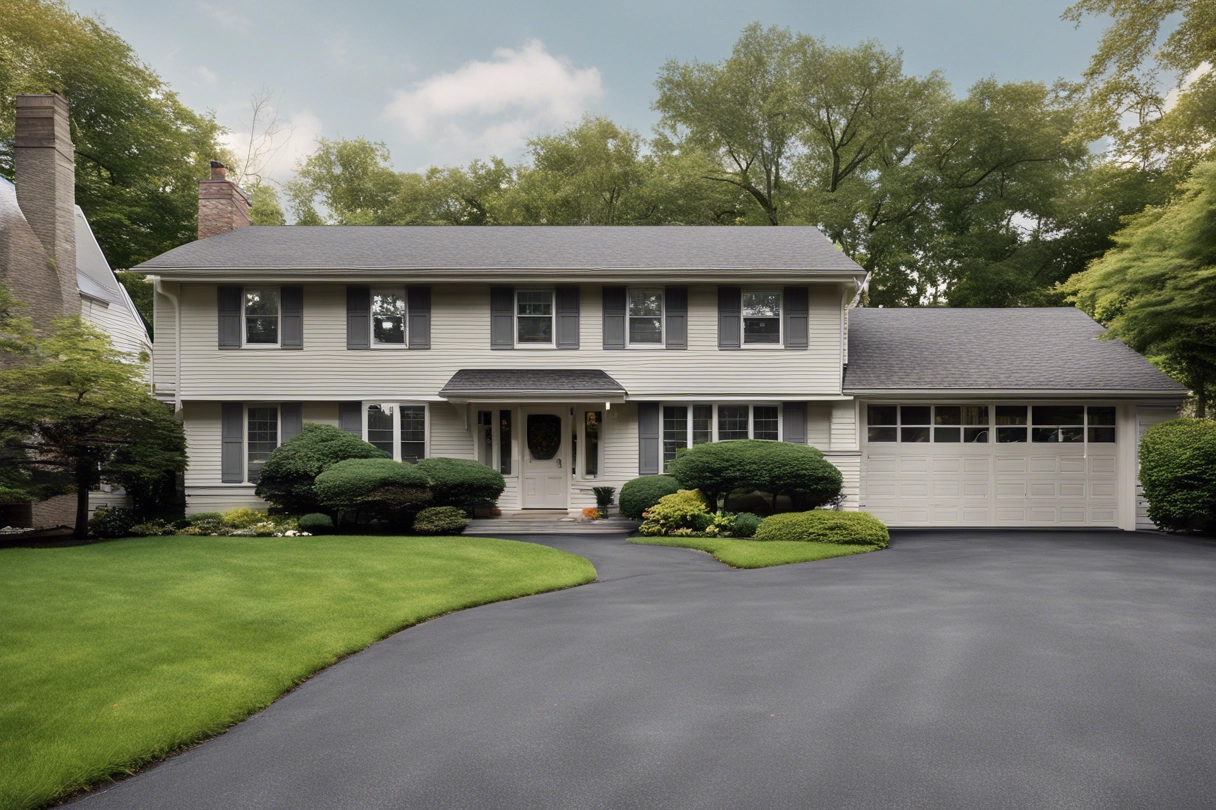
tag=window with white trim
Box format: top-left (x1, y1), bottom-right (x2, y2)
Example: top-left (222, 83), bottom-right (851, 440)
top-left (628, 289), bottom-right (663, 345)
top-left (364, 403), bottom-right (428, 462)
top-left (742, 290), bottom-right (781, 345)
top-left (661, 403), bottom-right (782, 470)
top-left (583, 410), bottom-right (602, 477)
top-left (371, 287), bottom-right (407, 346)
top-left (243, 288), bottom-right (279, 345)
top-left (247, 405), bottom-right (279, 482)
top-left (516, 290), bottom-right (554, 345)
top-left (475, 408), bottom-right (515, 475)
top-left (865, 404), bottom-right (1116, 444)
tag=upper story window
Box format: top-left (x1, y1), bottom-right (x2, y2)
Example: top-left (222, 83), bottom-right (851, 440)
top-left (516, 290), bottom-right (554, 345)
top-left (244, 288), bottom-right (279, 345)
top-left (628, 289), bottom-right (663, 345)
top-left (371, 287), bottom-right (407, 345)
top-left (742, 290), bottom-right (781, 345)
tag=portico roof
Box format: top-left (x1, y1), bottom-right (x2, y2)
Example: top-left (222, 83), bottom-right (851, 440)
top-left (439, 369), bottom-right (628, 403)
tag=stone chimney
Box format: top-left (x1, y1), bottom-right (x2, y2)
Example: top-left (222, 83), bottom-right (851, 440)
top-left (198, 159), bottom-right (251, 240)
top-left (14, 94), bottom-right (79, 315)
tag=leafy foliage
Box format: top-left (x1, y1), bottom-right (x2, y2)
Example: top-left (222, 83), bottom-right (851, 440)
top-left (592, 486), bottom-right (616, 511)
top-left (86, 506), bottom-right (138, 540)
top-left (313, 458), bottom-right (432, 529)
top-left (619, 475), bottom-right (683, 519)
top-left (297, 513), bottom-right (335, 535)
top-left (754, 511), bottom-right (890, 547)
top-left (730, 512), bottom-right (762, 538)
top-left (1138, 419), bottom-right (1216, 533)
top-left (412, 506), bottom-right (470, 535)
top-left (220, 508), bottom-right (269, 530)
top-left (637, 489), bottom-right (711, 536)
top-left (255, 424), bottom-right (387, 515)
top-left (666, 440), bottom-right (843, 510)
top-left (414, 457), bottom-right (505, 515)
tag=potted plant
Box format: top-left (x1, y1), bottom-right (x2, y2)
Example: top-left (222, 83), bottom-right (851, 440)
top-left (592, 486), bottom-right (616, 518)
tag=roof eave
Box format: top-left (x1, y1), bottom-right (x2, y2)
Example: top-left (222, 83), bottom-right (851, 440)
top-left (134, 267), bottom-right (867, 284)
top-left (843, 387), bottom-right (1190, 398)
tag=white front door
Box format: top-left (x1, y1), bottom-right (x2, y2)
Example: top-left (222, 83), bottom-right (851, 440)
top-left (522, 408), bottom-right (568, 509)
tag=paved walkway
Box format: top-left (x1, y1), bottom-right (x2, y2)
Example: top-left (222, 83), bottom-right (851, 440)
top-left (74, 531), bottom-right (1216, 809)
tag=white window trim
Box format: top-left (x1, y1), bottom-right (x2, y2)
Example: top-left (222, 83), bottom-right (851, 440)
top-left (626, 287), bottom-right (665, 349)
top-left (660, 403), bottom-right (784, 469)
top-left (514, 288), bottom-right (556, 349)
top-left (741, 289), bottom-right (783, 349)
top-left (244, 403), bottom-right (280, 484)
top-left (361, 401), bottom-right (429, 462)
top-left (575, 407), bottom-right (607, 480)
top-left (241, 286), bottom-right (282, 348)
top-left (370, 286), bottom-right (408, 349)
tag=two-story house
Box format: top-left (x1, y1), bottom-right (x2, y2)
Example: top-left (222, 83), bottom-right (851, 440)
top-left (136, 166), bottom-right (1187, 531)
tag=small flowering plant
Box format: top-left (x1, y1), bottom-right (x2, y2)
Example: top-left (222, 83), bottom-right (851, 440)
top-left (582, 506), bottom-right (601, 520)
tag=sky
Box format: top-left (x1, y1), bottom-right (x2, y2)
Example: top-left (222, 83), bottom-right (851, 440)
top-left (82, 0), bottom-right (1109, 183)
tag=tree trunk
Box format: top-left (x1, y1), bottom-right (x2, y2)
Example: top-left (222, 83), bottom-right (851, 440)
top-left (1197, 385), bottom-right (1208, 419)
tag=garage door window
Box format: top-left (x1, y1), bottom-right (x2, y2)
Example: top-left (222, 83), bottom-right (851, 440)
top-left (1088, 407), bottom-right (1116, 442)
top-left (867, 406), bottom-right (897, 442)
top-left (996, 406), bottom-right (1028, 443)
top-left (900, 406), bottom-right (931, 443)
top-left (1032, 405), bottom-right (1085, 443)
top-left (962, 406), bottom-right (989, 442)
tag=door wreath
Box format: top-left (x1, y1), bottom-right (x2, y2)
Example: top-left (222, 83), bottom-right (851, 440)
top-left (527, 414), bottom-right (562, 460)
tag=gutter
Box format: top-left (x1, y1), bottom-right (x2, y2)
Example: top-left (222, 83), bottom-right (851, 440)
top-left (151, 278), bottom-right (182, 413)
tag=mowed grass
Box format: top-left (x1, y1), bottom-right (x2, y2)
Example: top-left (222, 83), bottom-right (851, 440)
top-left (630, 535), bottom-right (882, 568)
top-left (0, 535), bottom-right (596, 810)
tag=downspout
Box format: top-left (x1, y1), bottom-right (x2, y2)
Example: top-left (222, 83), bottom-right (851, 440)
top-left (153, 278), bottom-right (183, 414)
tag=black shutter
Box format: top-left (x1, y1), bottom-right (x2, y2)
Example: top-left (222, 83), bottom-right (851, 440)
top-left (221, 402), bottom-right (244, 483)
top-left (783, 286), bottom-right (808, 350)
top-left (718, 286), bottom-right (741, 350)
top-left (665, 286), bottom-right (687, 349)
top-left (281, 286), bottom-right (303, 349)
top-left (638, 402), bottom-right (660, 475)
top-left (281, 402), bottom-right (303, 442)
top-left (556, 286), bottom-right (580, 349)
top-left (783, 402), bottom-right (807, 445)
top-left (346, 286), bottom-right (370, 350)
top-left (218, 286), bottom-right (242, 349)
top-left (338, 402), bottom-right (362, 435)
top-left (408, 286), bottom-right (431, 349)
top-left (490, 286), bottom-right (514, 349)
top-left (602, 286), bottom-right (626, 349)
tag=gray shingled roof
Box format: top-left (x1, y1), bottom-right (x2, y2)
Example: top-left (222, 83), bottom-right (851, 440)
top-left (440, 369), bottom-right (627, 398)
top-left (134, 225), bottom-right (866, 274)
top-left (844, 308), bottom-right (1187, 394)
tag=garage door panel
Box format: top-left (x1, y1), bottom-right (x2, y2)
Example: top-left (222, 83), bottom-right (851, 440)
top-left (1091, 456), bottom-right (1116, 474)
top-left (1061, 507), bottom-right (1087, 523)
top-left (932, 480), bottom-right (960, 497)
top-left (1029, 457), bottom-right (1058, 473)
top-left (996, 480), bottom-right (1027, 497)
top-left (996, 457), bottom-right (1027, 473)
top-left (932, 457), bottom-right (961, 473)
top-left (1029, 482), bottom-right (1056, 498)
top-left (1060, 482), bottom-right (1086, 498)
top-left (1091, 482), bottom-right (1117, 498)
top-left (899, 481), bottom-right (929, 497)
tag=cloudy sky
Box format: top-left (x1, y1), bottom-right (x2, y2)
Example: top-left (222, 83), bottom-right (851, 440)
top-left (86, 0), bottom-right (1107, 182)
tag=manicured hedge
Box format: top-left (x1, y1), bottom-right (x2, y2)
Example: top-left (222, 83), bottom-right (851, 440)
top-left (314, 458), bottom-right (432, 529)
top-left (255, 424), bottom-right (387, 514)
top-left (731, 512), bottom-right (762, 538)
top-left (619, 475), bottom-right (682, 519)
top-left (413, 506), bottom-right (470, 535)
top-left (415, 457), bottom-right (506, 516)
top-left (754, 510), bottom-right (889, 548)
top-left (298, 513), bottom-right (335, 535)
top-left (666, 440), bottom-right (843, 509)
top-left (1139, 418), bottom-right (1216, 533)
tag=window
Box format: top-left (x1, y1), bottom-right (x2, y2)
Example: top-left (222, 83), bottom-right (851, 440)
top-left (1032, 405), bottom-right (1084, 443)
top-left (478, 411), bottom-right (494, 466)
top-left (962, 406), bottom-right (989, 443)
top-left (247, 406), bottom-right (278, 482)
top-left (1088, 406), bottom-right (1116, 443)
top-left (371, 288), bottom-right (407, 345)
top-left (900, 406), bottom-right (931, 443)
top-left (584, 411), bottom-right (602, 476)
top-left (869, 405), bottom-right (993, 443)
top-left (718, 405), bottom-right (750, 440)
top-left (934, 405), bottom-right (962, 443)
top-left (367, 404), bottom-right (395, 456)
top-left (661, 404), bottom-right (781, 459)
top-left (753, 406), bottom-right (779, 441)
top-left (499, 410), bottom-right (513, 475)
top-left (400, 406), bottom-right (426, 463)
top-left (364, 403), bottom-right (427, 462)
top-left (663, 406), bottom-right (688, 468)
top-left (244, 288), bottom-right (279, 345)
top-left (867, 405), bottom-right (897, 442)
top-left (866, 404), bottom-right (1115, 445)
top-left (692, 405), bottom-right (713, 446)
top-left (995, 406), bottom-right (1028, 443)
top-left (516, 290), bottom-right (553, 345)
top-left (742, 290), bottom-right (781, 345)
top-left (628, 289), bottom-right (663, 344)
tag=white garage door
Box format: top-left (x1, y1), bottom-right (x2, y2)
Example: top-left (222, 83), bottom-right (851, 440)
top-left (861, 404), bottom-right (1120, 527)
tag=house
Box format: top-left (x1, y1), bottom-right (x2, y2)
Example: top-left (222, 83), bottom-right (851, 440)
top-left (134, 160), bottom-right (1187, 532)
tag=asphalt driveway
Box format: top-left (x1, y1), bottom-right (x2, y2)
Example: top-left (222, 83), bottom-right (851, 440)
top-left (73, 530), bottom-right (1216, 810)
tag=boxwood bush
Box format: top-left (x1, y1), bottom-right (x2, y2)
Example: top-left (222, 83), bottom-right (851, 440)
top-left (413, 506), bottom-right (470, 535)
top-left (731, 512), bottom-right (762, 538)
top-left (297, 513), bottom-right (335, 535)
top-left (666, 440), bottom-right (843, 509)
top-left (87, 506), bottom-right (139, 539)
top-left (1139, 418), bottom-right (1216, 533)
top-left (415, 457), bottom-right (506, 515)
top-left (255, 424), bottom-right (388, 515)
top-left (314, 458), bottom-right (432, 529)
top-left (754, 510), bottom-right (890, 548)
top-left (619, 475), bottom-right (682, 519)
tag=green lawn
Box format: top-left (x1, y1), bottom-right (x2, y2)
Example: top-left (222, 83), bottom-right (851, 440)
top-left (0, 535), bottom-right (596, 810)
top-left (630, 535), bottom-right (882, 568)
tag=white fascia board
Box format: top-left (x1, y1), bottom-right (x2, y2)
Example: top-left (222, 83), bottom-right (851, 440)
top-left (846, 389), bottom-right (1189, 399)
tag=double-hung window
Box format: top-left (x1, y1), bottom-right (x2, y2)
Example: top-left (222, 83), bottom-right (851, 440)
top-left (475, 409), bottom-right (516, 475)
top-left (661, 404), bottom-right (780, 469)
top-left (365, 403), bottom-right (427, 463)
top-left (246, 405), bottom-right (279, 482)
top-left (628, 289), bottom-right (663, 345)
top-left (742, 290), bottom-right (781, 345)
top-left (244, 288), bottom-right (279, 345)
top-left (516, 290), bottom-right (554, 345)
top-left (371, 287), bottom-right (407, 346)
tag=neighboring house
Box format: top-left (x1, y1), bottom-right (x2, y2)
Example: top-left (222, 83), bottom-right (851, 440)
top-left (0, 94), bottom-right (152, 529)
top-left (135, 161), bottom-right (1187, 532)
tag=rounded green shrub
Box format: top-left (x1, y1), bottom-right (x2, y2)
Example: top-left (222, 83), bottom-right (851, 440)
top-left (638, 489), bottom-right (710, 536)
top-left (314, 458), bottom-right (432, 529)
top-left (667, 440), bottom-right (843, 509)
top-left (298, 513), bottom-right (334, 535)
top-left (255, 424), bottom-right (388, 515)
top-left (1139, 418), bottom-right (1216, 533)
top-left (619, 475), bottom-right (682, 519)
top-left (412, 506), bottom-right (470, 535)
top-left (88, 506), bottom-right (138, 539)
top-left (414, 457), bottom-right (506, 515)
top-left (731, 512), bottom-right (762, 538)
top-left (754, 510), bottom-right (889, 548)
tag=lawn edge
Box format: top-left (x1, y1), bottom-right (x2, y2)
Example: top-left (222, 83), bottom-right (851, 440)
top-left (627, 535), bottom-right (883, 569)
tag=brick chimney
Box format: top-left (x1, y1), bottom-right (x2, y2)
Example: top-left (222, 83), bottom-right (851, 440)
top-left (198, 159), bottom-right (251, 239)
top-left (14, 94), bottom-right (79, 316)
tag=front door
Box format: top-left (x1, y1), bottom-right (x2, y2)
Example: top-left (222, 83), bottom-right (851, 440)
top-left (522, 408), bottom-right (568, 509)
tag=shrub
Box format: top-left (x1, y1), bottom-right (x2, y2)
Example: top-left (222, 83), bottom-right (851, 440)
top-left (413, 506), bottom-right (470, 535)
top-left (255, 424), bottom-right (388, 514)
top-left (298, 513), bottom-right (335, 535)
top-left (414, 457), bottom-right (505, 515)
top-left (666, 440), bottom-right (843, 510)
top-left (127, 520), bottom-right (174, 537)
top-left (186, 512), bottom-right (223, 526)
top-left (754, 510), bottom-right (889, 548)
top-left (221, 508), bottom-right (269, 529)
top-left (619, 475), bottom-right (682, 519)
top-left (592, 486), bottom-right (616, 511)
top-left (1139, 418), bottom-right (1216, 533)
top-left (638, 489), bottom-right (710, 536)
top-left (88, 506), bottom-right (138, 539)
top-left (314, 458), bottom-right (432, 529)
top-left (731, 512), bottom-right (762, 538)
top-left (179, 518), bottom-right (230, 536)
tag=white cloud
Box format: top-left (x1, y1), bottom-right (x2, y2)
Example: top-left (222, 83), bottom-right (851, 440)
top-left (195, 65), bottom-right (218, 86)
top-left (382, 40), bottom-right (603, 161)
top-left (1164, 61), bottom-right (1213, 112)
top-left (220, 109), bottom-right (323, 187)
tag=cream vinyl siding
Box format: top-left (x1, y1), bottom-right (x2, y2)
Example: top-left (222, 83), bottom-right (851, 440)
top-left (825, 453), bottom-right (860, 511)
top-left (153, 285), bottom-right (177, 398)
top-left (166, 283), bottom-right (845, 400)
top-left (82, 297), bottom-right (150, 370)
